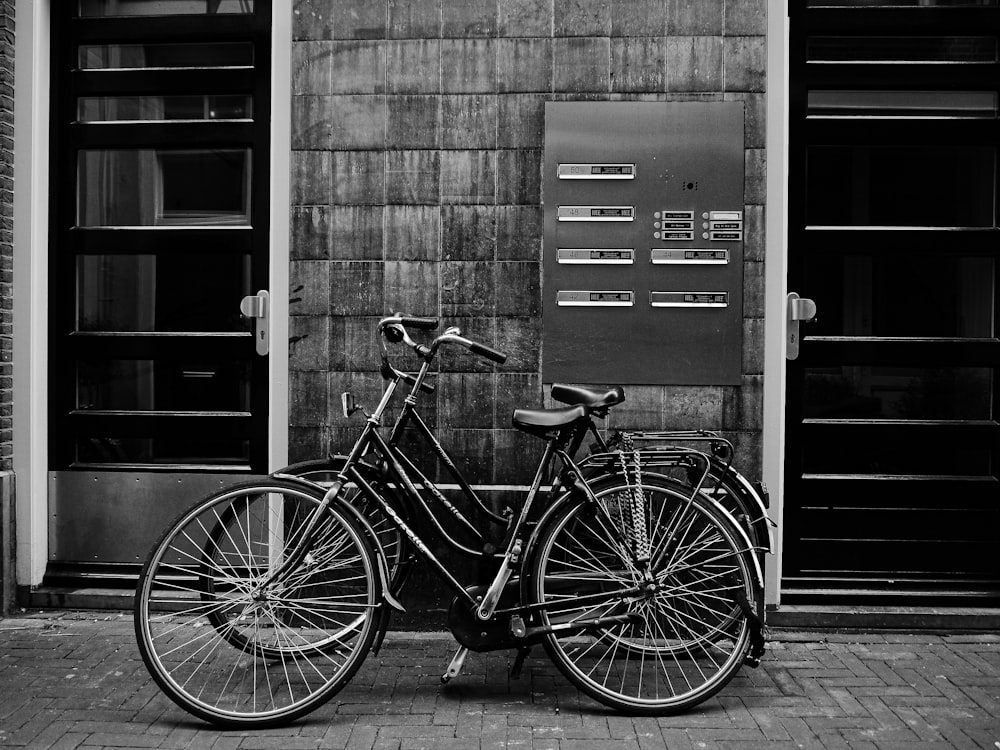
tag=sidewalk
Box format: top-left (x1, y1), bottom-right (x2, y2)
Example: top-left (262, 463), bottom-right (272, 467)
top-left (1, 611), bottom-right (998, 750)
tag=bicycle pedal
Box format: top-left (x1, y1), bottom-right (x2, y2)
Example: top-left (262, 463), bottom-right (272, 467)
top-left (509, 647), bottom-right (530, 680)
top-left (441, 645), bottom-right (469, 684)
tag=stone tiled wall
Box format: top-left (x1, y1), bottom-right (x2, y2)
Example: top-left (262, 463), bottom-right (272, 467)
top-left (0, 0), bottom-right (13, 615)
top-left (288, 0), bottom-right (768, 490)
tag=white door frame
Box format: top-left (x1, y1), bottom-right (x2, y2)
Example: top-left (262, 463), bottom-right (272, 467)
top-left (763, 0), bottom-right (790, 607)
top-left (12, 1), bottom-right (291, 588)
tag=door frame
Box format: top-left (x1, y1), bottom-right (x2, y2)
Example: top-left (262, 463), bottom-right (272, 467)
top-left (12, 0), bottom-right (291, 589)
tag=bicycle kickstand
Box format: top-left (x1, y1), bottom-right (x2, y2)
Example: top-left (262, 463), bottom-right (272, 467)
top-left (441, 645), bottom-right (469, 684)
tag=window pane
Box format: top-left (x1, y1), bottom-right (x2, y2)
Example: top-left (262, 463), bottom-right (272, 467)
top-left (75, 436), bottom-right (250, 466)
top-left (804, 255), bottom-right (995, 337)
top-left (77, 149), bottom-right (251, 227)
top-left (808, 90), bottom-right (997, 118)
top-left (808, 36), bottom-right (997, 62)
top-left (804, 366), bottom-right (992, 419)
top-left (806, 146), bottom-right (995, 227)
top-left (77, 359), bottom-right (251, 412)
top-left (78, 95), bottom-right (252, 122)
top-left (79, 42), bottom-right (252, 69)
top-left (77, 254), bottom-right (252, 332)
top-left (78, 0), bottom-right (254, 16)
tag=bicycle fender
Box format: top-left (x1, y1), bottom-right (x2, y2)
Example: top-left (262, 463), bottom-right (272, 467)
top-left (267, 472), bottom-right (404, 614)
top-left (725, 469), bottom-right (775, 554)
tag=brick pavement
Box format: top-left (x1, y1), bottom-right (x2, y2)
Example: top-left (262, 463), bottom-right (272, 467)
top-left (0, 612), bottom-right (998, 749)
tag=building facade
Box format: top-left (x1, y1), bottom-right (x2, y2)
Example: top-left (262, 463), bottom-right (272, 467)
top-left (1, 1), bottom-right (998, 626)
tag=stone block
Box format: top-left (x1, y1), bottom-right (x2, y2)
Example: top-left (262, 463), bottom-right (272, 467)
top-left (554, 0), bottom-right (611, 36)
top-left (293, 95), bottom-right (386, 150)
top-left (497, 150), bottom-right (542, 205)
top-left (554, 37), bottom-right (611, 92)
top-left (290, 260), bottom-right (331, 315)
top-left (290, 370), bottom-right (330, 426)
top-left (292, 41), bottom-right (333, 95)
top-left (608, 385), bottom-right (665, 432)
top-left (442, 261), bottom-right (496, 317)
top-left (441, 95), bottom-right (499, 149)
top-left (664, 36), bottom-right (724, 92)
top-left (497, 95), bottom-right (546, 149)
top-left (441, 150), bottom-right (497, 205)
top-left (724, 36), bottom-right (766, 93)
top-left (726, 91), bottom-right (766, 149)
top-left (385, 150), bottom-right (441, 204)
top-left (293, 0), bottom-right (335, 41)
top-left (288, 426), bottom-right (328, 463)
top-left (495, 262), bottom-right (540, 317)
top-left (331, 151), bottom-right (385, 204)
top-left (611, 37), bottom-right (665, 94)
top-left (437, 373), bottom-right (495, 428)
top-left (743, 260), bottom-right (765, 318)
top-left (496, 316), bottom-right (541, 372)
top-left (387, 40), bottom-right (441, 94)
top-left (384, 260), bottom-right (438, 316)
top-left (494, 373), bottom-right (543, 428)
top-left (442, 205), bottom-right (497, 261)
top-left (498, 39), bottom-right (553, 94)
top-left (743, 317), bottom-right (765, 376)
top-left (291, 206), bottom-right (332, 260)
top-left (437, 316), bottom-right (497, 373)
top-left (434, 428), bottom-right (495, 482)
top-left (666, 0), bottom-right (723, 35)
top-left (493, 427), bottom-right (541, 485)
top-left (612, 0), bottom-right (667, 37)
top-left (329, 205), bottom-right (384, 261)
top-left (662, 385), bottom-right (725, 431)
top-left (496, 206), bottom-right (542, 261)
top-left (441, 39), bottom-right (498, 94)
top-left (388, 0), bottom-right (440, 39)
top-left (289, 315), bottom-right (332, 371)
top-left (725, 0), bottom-right (767, 36)
top-left (384, 205), bottom-right (441, 260)
top-left (330, 41), bottom-right (387, 94)
top-left (329, 316), bottom-right (382, 371)
top-left (745, 148), bottom-right (766, 204)
top-left (442, 0), bottom-right (498, 37)
top-left (499, 0), bottom-right (553, 37)
top-left (387, 95), bottom-right (440, 149)
top-left (723, 375), bottom-right (763, 432)
top-left (328, 0), bottom-right (387, 40)
top-left (291, 150), bottom-right (332, 206)
top-left (329, 261), bottom-right (385, 315)
top-left (743, 204), bottom-right (765, 262)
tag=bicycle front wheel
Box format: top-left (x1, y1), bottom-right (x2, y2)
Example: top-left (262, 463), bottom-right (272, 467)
top-left (134, 479), bottom-right (382, 728)
top-left (528, 475), bottom-right (755, 715)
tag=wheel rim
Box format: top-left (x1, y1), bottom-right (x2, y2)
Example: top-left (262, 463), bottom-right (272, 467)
top-left (137, 484), bottom-right (377, 722)
top-left (535, 483), bottom-right (751, 710)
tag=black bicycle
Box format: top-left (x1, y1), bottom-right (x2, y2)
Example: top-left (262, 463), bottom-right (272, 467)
top-left (134, 314), bottom-right (765, 728)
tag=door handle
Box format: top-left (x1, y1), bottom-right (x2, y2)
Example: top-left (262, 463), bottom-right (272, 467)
top-left (786, 292), bottom-right (816, 361)
top-left (240, 290), bottom-right (270, 356)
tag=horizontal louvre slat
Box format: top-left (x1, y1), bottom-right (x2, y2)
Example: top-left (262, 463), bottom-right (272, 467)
top-left (73, 121), bottom-right (255, 148)
top-left (68, 412), bottom-right (254, 438)
top-left (794, 539), bottom-right (999, 576)
top-left (805, 63), bottom-right (1000, 90)
top-left (63, 334), bottom-right (254, 359)
top-left (801, 227), bottom-right (1000, 253)
top-left (798, 337), bottom-right (1000, 366)
top-left (805, 118), bottom-right (1000, 146)
top-left (69, 227), bottom-right (253, 254)
top-left (72, 14), bottom-right (261, 40)
top-left (796, 507), bottom-right (999, 542)
top-left (797, 474), bottom-right (999, 509)
top-left (801, 419), bottom-right (1000, 443)
top-left (73, 68), bottom-right (255, 96)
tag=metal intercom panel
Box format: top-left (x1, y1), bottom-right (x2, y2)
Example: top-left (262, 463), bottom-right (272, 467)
top-left (542, 102), bottom-right (745, 385)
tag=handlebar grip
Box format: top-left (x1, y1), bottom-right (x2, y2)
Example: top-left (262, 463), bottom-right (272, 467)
top-left (400, 316), bottom-right (439, 330)
top-left (469, 341), bottom-right (507, 364)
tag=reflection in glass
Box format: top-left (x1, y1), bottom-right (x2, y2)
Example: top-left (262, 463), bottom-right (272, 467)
top-left (804, 366), bottom-right (992, 420)
top-left (79, 42), bottom-right (253, 69)
top-left (77, 359), bottom-right (251, 412)
top-left (808, 36), bottom-right (997, 62)
top-left (77, 149), bottom-right (251, 227)
top-left (807, 146), bottom-right (995, 226)
top-left (78, 95), bottom-right (252, 122)
top-left (808, 90), bottom-right (997, 118)
top-left (804, 255), bottom-right (994, 338)
top-left (78, 1), bottom-right (254, 17)
top-left (77, 254), bottom-right (252, 332)
top-left (75, 437), bottom-right (250, 466)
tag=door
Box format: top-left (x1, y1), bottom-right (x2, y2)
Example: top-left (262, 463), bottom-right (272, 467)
top-left (784, 1), bottom-right (1000, 604)
top-left (46, 1), bottom-right (272, 578)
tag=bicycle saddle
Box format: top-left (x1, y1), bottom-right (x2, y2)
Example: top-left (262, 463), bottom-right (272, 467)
top-left (551, 384), bottom-right (625, 409)
top-left (512, 404), bottom-right (587, 437)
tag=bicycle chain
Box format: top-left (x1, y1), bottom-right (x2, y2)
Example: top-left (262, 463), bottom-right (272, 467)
top-left (618, 432), bottom-right (650, 564)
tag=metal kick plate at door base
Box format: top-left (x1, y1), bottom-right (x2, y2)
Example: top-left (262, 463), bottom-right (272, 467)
top-left (240, 290), bottom-right (270, 356)
top-left (786, 292), bottom-right (817, 360)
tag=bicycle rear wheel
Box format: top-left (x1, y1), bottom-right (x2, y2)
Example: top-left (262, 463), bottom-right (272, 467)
top-left (134, 479), bottom-right (381, 728)
top-left (527, 475), bottom-right (755, 715)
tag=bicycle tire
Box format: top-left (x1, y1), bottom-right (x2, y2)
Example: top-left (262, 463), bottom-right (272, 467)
top-left (134, 479), bottom-right (382, 728)
top-left (526, 474), bottom-right (755, 715)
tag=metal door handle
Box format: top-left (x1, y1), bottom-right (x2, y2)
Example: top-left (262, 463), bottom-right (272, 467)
top-left (240, 290), bottom-right (270, 356)
top-left (786, 292), bottom-right (816, 361)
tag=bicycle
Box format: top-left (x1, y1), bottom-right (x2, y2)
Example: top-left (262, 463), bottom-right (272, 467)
top-left (134, 314), bottom-right (766, 728)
